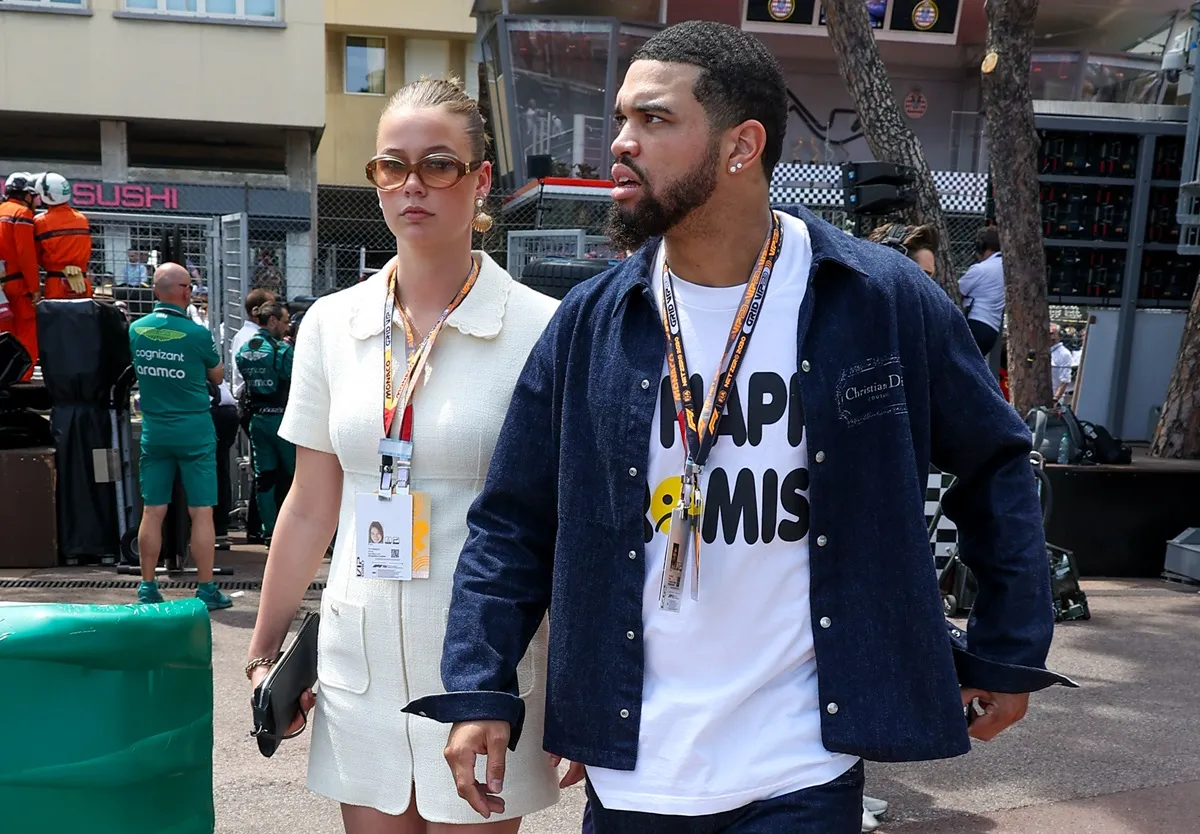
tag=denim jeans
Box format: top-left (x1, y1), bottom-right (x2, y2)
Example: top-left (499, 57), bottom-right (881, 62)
top-left (582, 761), bottom-right (864, 834)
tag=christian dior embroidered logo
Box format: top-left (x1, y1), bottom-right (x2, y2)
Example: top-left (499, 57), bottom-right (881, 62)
top-left (835, 354), bottom-right (908, 426)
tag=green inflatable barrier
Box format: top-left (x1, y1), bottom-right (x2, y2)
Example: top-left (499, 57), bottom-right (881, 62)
top-left (0, 598), bottom-right (215, 834)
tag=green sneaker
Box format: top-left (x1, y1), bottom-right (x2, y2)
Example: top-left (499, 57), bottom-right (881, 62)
top-left (196, 582), bottom-right (233, 611)
top-left (137, 581), bottom-right (164, 604)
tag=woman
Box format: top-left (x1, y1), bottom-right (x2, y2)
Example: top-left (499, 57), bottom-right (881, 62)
top-left (245, 77), bottom-right (561, 833)
top-left (234, 299), bottom-right (295, 543)
top-left (867, 222), bottom-right (938, 279)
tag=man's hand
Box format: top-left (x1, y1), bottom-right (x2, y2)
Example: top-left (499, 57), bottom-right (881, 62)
top-left (549, 753), bottom-right (586, 788)
top-left (962, 688), bottom-right (1029, 741)
top-left (445, 720), bottom-right (511, 818)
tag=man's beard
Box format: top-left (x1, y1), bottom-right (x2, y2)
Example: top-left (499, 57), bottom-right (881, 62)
top-left (605, 137), bottom-right (722, 253)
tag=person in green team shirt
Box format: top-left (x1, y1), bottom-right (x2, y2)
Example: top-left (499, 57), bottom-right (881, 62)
top-left (235, 299), bottom-right (295, 540)
top-left (129, 262), bottom-right (233, 610)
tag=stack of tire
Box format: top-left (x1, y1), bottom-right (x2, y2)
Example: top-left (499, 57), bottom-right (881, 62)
top-left (520, 258), bottom-right (617, 300)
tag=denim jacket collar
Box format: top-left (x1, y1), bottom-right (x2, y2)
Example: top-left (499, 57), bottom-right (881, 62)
top-left (612, 204), bottom-right (868, 318)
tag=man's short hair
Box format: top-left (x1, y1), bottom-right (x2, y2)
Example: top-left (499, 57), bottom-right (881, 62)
top-left (244, 287), bottom-right (275, 317)
top-left (633, 21), bottom-right (788, 178)
top-left (975, 226), bottom-right (1001, 255)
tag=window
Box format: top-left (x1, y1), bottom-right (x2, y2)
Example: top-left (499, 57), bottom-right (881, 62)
top-left (0, 0), bottom-right (86, 7)
top-left (508, 20), bottom-right (611, 176)
top-left (346, 36), bottom-right (386, 95)
top-left (122, 0), bottom-right (278, 19)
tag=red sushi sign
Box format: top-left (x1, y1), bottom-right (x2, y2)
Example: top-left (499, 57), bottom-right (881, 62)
top-left (70, 183), bottom-right (180, 210)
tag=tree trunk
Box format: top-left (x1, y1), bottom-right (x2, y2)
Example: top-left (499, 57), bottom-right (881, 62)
top-left (822, 0), bottom-right (961, 305)
top-left (980, 0), bottom-right (1053, 415)
top-left (1151, 282), bottom-right (1200, 457)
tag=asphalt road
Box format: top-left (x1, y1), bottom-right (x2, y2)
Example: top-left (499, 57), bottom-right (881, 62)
top-left (3, 549), bottom-right (1199, 833)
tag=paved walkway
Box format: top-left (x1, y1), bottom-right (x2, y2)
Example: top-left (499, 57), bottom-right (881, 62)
top-left (3, 550), bottom-right (1199, 832)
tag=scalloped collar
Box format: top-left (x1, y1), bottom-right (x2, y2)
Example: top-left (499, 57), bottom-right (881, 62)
top-left (348, 251), bottom-right (511, 342)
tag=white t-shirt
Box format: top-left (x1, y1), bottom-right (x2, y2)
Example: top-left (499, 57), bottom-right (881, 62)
top-left (586, 211), bottom-right (859, 815)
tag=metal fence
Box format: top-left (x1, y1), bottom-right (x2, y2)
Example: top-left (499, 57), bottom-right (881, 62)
top-left (83, 176), bottom-right (986, 312)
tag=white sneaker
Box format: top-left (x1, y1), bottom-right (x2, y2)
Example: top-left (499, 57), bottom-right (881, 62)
top-left (863, 795), bottom-right (889, 818)
top-left (862, 807), bottom-right (881, 833)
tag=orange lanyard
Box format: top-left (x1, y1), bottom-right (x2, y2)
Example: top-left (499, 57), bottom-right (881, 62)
top-left (381, 258), bottom-right (480, 443)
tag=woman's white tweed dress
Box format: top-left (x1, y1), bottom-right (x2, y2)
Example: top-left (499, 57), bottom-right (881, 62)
top-left (278, 252), bottom-right (560, 821)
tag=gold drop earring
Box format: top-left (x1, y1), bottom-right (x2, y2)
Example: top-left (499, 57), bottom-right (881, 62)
top-left (471, 197), bottom-right (494, 233)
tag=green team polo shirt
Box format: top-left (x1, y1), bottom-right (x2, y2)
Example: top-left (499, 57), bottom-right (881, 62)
top-left (130, 302), bottom-right (220, 447)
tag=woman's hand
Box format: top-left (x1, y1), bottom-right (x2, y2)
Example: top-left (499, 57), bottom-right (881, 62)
top-left (250, 663), bottom-right (316, 737)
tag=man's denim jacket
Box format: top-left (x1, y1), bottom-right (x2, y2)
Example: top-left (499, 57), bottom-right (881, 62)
top-left (405, 205), bottom-right (1074, 769)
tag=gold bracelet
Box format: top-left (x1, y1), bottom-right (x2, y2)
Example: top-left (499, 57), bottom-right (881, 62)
top-left (245, 655), bottom-right (280, 680)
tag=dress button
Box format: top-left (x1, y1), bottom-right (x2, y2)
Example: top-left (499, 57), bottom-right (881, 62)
top-left (817, 535), bottom-right (828, 547)
top-left (628, 550), bottom-right (637, 559)
top-left (952, 629), bottom-right (961, 637)
top-left (626, 630), bottom-right (635, 640)
top-left (620, 709), bottom-right (630, 719)
top-left (815, 451), bottom-right (826, 463)
top-left (629, 467), bottom-right (638, 477)
top-left (641, 378), bottom-right (650, 390)
top-left (819, 616), bottom-right (832, 629)
top-left (801, 360), bottom-right (811, 372)
top-left (826, 702), bottom-right (839, 715)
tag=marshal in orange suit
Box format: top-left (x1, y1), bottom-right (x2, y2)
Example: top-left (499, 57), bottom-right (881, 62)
top-left (34, 172), bottom-right (93, 301)
top-left (0, 172), bottom-right (42, 380)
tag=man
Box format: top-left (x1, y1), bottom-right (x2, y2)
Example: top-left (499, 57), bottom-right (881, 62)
top-left (34, 172), bottom-right (94, 300)
top-left (231, 287), bottom-right (276, 544)
top-left (130, 263), bottom-right (232, 610)
top-left (1049, 322), bottom-right (1074, 405)
top-left (407, 22), bottom-right (1070, 833)
top-left (0, 173), bottom-right (42, 381)
top-left (958, 226), bottom-right (1004, 356)
top-left (122, 249), bottom-right (148, 287)
top-left (234, 299), bottom-right (294, 542)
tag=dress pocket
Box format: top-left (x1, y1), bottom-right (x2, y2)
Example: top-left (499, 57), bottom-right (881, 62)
top-left (317, 596), bottom-right (370, 695)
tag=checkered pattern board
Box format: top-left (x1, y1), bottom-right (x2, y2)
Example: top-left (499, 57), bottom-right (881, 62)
top-left (769, 163), bottom-right (988, 213)
top-left (926, 468), bottom-right (960, 570)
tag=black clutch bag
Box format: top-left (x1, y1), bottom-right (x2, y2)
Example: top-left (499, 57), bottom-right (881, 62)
top-left (251, 611), bottom-right (319, 758)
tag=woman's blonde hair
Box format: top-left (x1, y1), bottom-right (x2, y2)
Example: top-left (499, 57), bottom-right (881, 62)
top-left (380, 75), bottom-right (489, 162)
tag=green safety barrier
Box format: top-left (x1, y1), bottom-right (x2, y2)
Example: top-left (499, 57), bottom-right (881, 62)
top-left (0, 598), bottom-right (214, 834)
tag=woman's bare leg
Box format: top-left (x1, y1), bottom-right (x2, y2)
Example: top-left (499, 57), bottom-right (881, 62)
top-left (341, 798), bottom-right (426, 834)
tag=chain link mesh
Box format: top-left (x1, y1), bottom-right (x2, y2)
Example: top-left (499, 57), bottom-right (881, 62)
top-left (77, 179), bottom-right (986, 312)
top-left (310, 184), bottom-right (986, 293)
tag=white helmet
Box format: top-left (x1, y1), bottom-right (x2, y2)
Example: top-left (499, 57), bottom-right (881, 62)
top-left (4, 172), bottom-right (37, 198)
top-left (36, 172), bottom-right (71, 206)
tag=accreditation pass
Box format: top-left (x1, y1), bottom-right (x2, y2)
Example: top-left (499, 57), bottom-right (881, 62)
top-left (355, 491), bottom-right (413, 581)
